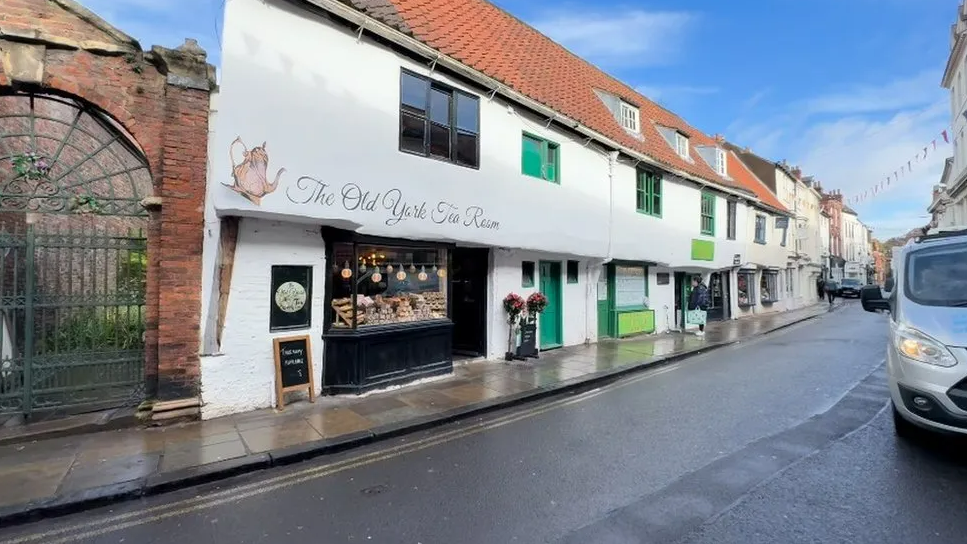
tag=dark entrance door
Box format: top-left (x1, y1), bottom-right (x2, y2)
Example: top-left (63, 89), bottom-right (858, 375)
top-left (450, 247), bottom-right (489, 356)
top-left (707, 271), bottom-right (730, 321)
top-left (674, 271), bottom-right (686, 330)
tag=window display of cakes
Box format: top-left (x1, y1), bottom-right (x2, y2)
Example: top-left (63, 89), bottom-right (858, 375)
top-left (331, 291), bottom-right (447, 328)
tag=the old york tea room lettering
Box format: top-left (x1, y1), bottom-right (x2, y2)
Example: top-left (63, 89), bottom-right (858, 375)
top-left (286, 177), bottom-right (499, 230)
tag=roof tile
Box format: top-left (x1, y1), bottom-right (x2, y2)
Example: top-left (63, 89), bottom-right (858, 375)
top-left (357, 0), bottom-right (750, 193)
top-left (725, 151), bottom-right (789, 213)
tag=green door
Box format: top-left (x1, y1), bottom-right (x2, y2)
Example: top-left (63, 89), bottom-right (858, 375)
top-left (539, 261), bottom-right (563, 349)
top-left (597, 265), bottom-right (614, 338)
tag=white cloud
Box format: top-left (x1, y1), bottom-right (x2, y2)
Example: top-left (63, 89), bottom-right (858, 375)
top-left (728, 71), bottom-right (951, 239)
top-left (635, 85), bottom-right (718, 101)
top-left (530, 9), bottom-right (695, 66)
top-left (78, 0), bottom-right (223, 64)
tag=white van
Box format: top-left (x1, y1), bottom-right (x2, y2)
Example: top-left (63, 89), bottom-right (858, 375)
top-left (860, 227), bottom-right (967, 437)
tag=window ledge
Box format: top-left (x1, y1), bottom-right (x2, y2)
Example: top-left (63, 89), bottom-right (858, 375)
top-left (761, 298), bottom-right (779, 304)
top-left (754, 240), bottom-right (766, 245)
top-left (738, 302), bottom-right (756, 308)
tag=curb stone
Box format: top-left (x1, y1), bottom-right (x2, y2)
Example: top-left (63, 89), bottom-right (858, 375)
top-left (0, 304), bottom-right (839, 527)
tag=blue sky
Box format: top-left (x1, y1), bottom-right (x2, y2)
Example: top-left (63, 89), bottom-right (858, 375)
top-left (81, 0), bottom-right (956, 238)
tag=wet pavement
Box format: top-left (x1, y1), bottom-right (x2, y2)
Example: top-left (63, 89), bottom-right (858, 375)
top-left (0, 301), bottom-right (895, 544)
top-left (0, 303), bottom-right (834, 521)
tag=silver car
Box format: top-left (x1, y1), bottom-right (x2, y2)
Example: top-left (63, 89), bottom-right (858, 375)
top-left (861, 228), bottom-right (967, 437)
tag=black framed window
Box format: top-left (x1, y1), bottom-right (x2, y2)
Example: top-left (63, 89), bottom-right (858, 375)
top-left (566, 260), bottom-right (579, 283)
top-left (522, 261), bottom-right (535, 287)
top-left (737, 271), bottom-right (755, 307)
top-left (754, 214), bottom-right (766, 244)
top-left (399, 70), bottom-right (480, 168)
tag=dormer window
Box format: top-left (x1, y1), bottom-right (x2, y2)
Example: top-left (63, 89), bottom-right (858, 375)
top-left (676, 132), bottom-right (689, 159)
top-left (619, 101), bottom-right (640, 133)
top-left (715, 148), bottom-right (727, 176)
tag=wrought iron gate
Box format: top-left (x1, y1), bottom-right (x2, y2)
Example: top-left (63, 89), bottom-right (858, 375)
top-left (0, 225), bottom-right (147, 415)
top-left (0, 90), bottom-right (153, 417)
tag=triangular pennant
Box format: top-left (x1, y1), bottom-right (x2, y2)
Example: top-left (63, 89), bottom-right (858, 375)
top-left (943, 130), bottom-right (950, 143)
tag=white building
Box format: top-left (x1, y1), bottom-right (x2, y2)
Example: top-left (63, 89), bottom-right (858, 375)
top-left (939, 2), bottom-right (967, 228)
top-left (196, 0), bottom-right (786, 418)
top-left (794, 177), bottom-right (826, 302)
top-left (842, 207), bottom-right (869, 281)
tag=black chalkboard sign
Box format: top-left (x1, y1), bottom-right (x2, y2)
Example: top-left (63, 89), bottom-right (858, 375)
top-left (273, 335), bottom-right (315, 409)
top-left (516, 322), bottom-right (538, 359)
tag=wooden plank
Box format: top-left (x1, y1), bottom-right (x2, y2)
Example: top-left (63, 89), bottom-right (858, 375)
top-left (216, 216), bottom-right (239, 350)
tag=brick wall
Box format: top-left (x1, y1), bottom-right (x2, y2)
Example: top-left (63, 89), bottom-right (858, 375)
top-left (0, 0), bottom-right (214, 402)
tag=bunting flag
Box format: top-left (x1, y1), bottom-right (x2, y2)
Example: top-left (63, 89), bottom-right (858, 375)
top-left (842, 127), bottom-right (952, 206)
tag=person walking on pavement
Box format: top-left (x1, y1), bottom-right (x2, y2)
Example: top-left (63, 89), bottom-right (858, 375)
top-left (824, 278), bottom-right (837, 306)
top-left (687, 275), bottom-right (710, 336)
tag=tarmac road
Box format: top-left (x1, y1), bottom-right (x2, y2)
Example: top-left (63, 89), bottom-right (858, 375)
top-left (0, 303), bottom-right (902, 544)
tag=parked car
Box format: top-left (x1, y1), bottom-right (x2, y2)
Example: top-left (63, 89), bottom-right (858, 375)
top-left (860, 226), bottom-right (967, 439)
top-left (838, 278), bottom-right (863, 298)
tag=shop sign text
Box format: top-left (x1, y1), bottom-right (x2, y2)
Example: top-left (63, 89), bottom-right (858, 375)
top-left (286, 177), bottom-right (500, 231)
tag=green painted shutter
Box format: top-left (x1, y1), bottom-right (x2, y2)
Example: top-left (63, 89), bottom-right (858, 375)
top-left (522, 135), bottom-right (543, 177)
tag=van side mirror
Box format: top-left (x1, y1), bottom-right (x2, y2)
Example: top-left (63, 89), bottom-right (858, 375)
top-left (860, 285), bottom-right (890, 313)
top-left (884, 277), bottom-right (895, 292)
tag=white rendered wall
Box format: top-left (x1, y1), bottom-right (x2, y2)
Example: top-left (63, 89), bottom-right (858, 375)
top-left (199, 219), bottom-right (326, 419)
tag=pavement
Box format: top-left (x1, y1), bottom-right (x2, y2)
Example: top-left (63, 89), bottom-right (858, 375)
top-left (0, 301), bottom-right (840, 527)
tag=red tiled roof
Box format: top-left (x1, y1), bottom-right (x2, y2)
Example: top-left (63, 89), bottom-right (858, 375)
top-left (350, 0), bottom-right (750, 194)
top-left (725, 151), bottom-right (789, 213)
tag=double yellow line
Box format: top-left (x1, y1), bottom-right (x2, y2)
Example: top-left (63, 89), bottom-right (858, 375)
top-left (3, 363), bottom-right (688, 544)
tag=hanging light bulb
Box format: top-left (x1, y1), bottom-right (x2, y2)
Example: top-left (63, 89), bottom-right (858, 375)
top-left (371, 266), bottom-right (382, 283)
top-left (359, 261), bottom-right (367, 273)
top-left (386, 264), bottom-right (394, 273)
top-left (437, 266), bottom-right (447, 279)
top-left (409, 263), bottom-right (417, 274)
top-left (431, 264), bottom-right (438, 274)
top-left (418, 265), bottom-right (428, 281)
top-left (340, 261), bottom-right (352, 279)
top-left (396, 269), bottom-right (407, 281)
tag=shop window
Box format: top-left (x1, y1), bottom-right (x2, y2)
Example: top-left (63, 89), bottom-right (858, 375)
top-left (761, 271), bottom-right (779, 303)
top-left (726, 200), bottom-right (737, 240)
top-left (754, 214), bottom-right (766, 244)
top-left (700, 192), bottom-right (715, 235)
top-left (566, 260), bottom-right (580, 283)
top-left (635, 168), bottom-right (662, 217)
top-left (522, 261), bottom-right (535, 287)
top-left (329, 243), bottom-right (448, 328)
top-left (521, 133), bottom-right (560, 183)
top-left (737, 271), bottom-right (755, 307)
top-left (614, 265), bottom-right (648, 308)
top-left (399, 70), bottom-right (480, 168)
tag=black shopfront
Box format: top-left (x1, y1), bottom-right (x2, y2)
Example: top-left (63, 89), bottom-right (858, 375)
top-left (322, 228), bottom-right (456, 394)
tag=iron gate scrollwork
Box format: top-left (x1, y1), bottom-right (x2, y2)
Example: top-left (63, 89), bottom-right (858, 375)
top-left (0, 91), bottom-right (152, 417)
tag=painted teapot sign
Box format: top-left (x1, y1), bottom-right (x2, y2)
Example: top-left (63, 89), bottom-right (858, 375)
top-left (221, 137), bottom-right (499, 231)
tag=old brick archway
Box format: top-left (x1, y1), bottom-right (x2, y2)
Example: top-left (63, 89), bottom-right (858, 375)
top-left (0, 0), bottom-right (214, 419)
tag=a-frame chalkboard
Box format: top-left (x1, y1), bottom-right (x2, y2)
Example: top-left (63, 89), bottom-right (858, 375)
top-left (273, 334), bottom-right (316, 409)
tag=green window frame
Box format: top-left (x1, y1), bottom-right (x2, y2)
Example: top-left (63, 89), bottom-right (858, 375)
top-left (522, 261), bottom-right (535, 287)
top-left (521, 133), bottom-right (560, 183)
top-left (635, 168), bottom-right (662, 217)
top-left (700, 192), bottom-right (716, 236)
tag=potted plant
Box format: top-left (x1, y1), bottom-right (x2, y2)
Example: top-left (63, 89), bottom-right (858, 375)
top-left (502, 293), bottom-right (525, 360)
top-left (526, 292), bottom-right (548, 321)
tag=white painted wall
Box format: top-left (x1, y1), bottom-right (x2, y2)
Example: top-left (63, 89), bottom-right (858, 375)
top-left (199, 219), bottom-right (326, 419)
top-left (488, 249), bottom-right (595, 359)
top-left (648, 267), bottom-right (677, 333)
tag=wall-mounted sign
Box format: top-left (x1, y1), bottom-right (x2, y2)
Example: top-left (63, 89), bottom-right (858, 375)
top-left (656, 273), bottom-right (670, 285)
top-left (273, 334), bottom-right (315, 409)
top-left (775, 217), bottom-right (790, 229)
top-left (733, 254), bottom-right (742, 266)
top-left (270, 265), bottom-right (312, 331)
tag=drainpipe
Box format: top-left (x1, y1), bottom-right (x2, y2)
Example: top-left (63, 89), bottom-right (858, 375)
top-left (585, 150), bottom-right (619, 344)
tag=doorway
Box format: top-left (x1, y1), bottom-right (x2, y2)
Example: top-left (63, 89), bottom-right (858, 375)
top-left (707, 271), bottom-right (731, 321)
top-left (450, 247), bottom-right (489, 357)
top-left (538, 261), bottom-right (563, 349)
top-left (597, 265), bottom-right (613, 338)
top-left (674, 271), bottom-right (687, 329)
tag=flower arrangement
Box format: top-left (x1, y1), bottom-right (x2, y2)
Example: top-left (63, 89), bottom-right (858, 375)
top-left (10, 151), bottom-right (52, 181)
top-left (502, 293), bottom-right (525, 324)
top-left (526, 292), bottom-right (548, 315)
